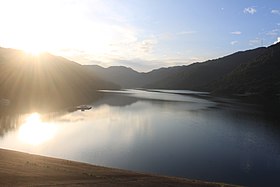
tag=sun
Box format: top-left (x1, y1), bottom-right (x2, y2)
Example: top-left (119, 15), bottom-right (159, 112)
top-left (0, 0), bottom-right (118, 60)
top-left (22, 44), bottom-right (46, 56)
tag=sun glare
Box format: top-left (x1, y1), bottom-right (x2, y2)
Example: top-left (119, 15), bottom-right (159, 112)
top-left (23, 46), bottom-right (45, 56)
top-left (18, 113), bottom-right (58, 145)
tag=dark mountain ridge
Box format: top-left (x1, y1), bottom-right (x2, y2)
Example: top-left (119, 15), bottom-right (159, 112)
top-left (85, 65), bottom-right (143, 88)
top-left (1, 41), bottom-right (279, 114)
top-left (86, 43), bottom-right (279, 97)
top-left (144, 47), bottom-right (268, 91)
top-left (212, 43), bottom-right (280, 96)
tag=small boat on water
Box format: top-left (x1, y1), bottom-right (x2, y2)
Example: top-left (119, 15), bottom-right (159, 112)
top-left (68, 105), bottom-right (92, 112)
top-left (76, 105), bottom-right (92, 111)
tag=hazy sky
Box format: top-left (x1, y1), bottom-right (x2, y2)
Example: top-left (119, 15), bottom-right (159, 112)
top-left (0, 0), bottom-right (279, 71)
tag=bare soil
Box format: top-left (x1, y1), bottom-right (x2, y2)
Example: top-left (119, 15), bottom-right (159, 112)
top-left (0, 148), bottom-right (240, 187)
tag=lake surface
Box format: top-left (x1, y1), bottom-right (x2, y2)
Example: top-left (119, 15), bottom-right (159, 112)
top-left (1, 89), bottom-right (280, 186)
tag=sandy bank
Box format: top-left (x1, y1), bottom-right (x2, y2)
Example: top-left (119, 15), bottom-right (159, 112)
top-left (0, 148), bottom-right (239, 186)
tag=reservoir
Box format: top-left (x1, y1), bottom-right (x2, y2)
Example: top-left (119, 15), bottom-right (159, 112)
top-left (0, 89), bottom-right (279, 186)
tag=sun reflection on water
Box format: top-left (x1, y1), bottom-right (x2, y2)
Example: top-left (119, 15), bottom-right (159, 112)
top-left (18, 113), bottom-right (57, 145)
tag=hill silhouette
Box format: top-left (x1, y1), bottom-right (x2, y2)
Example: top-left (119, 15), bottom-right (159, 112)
top-left (85, 65), bottom-right (143, 88)
top-left (1, 41), bottom-right (279, 114)
top-left (85, 65), bottom-right (187, 89)
top-left (0, 48), bottom-right (119, 112)
top-left (86, 43), bottom-right (280, 97)
top-left (211, 43), bottom-right (280, 96)
top-left (144, 47), bottom-right (267, 91)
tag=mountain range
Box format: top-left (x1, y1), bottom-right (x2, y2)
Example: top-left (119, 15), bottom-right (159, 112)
top-left (86, 42), bottom-right (280, 96)
top-left (0, 42), bottom-right (279, 113)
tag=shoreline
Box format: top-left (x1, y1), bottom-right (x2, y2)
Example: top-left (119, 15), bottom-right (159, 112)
top-left (0, 148), bottom-right (240, 187)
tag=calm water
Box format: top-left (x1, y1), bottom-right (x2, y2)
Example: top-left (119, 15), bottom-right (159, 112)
top-left (1, 89), bottom-right (280, 186)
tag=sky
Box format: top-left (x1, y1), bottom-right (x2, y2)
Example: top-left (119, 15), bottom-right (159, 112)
top-left (0, 0), bottom-right (279, 72)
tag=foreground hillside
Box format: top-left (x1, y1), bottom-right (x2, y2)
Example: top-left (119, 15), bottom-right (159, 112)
top-left (86, 43), bottom-right (280, 96)
top-left (0, 148), bottom-right (239, 187)
top-left (0, 48), bottom-right (118, 112)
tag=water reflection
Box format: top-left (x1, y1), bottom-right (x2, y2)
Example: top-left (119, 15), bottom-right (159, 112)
top-left (18, 113), bottom-right (58, 145)
top-left (0, 115), bottom-right (21, 137)
top-left (0, 90), bottom-right (279, 187)
top-left (100, 89), bottom-right (214, 105)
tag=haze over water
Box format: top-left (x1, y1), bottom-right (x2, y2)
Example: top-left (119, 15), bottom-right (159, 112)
top-left (0, 89), bottom-right (280, 187)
